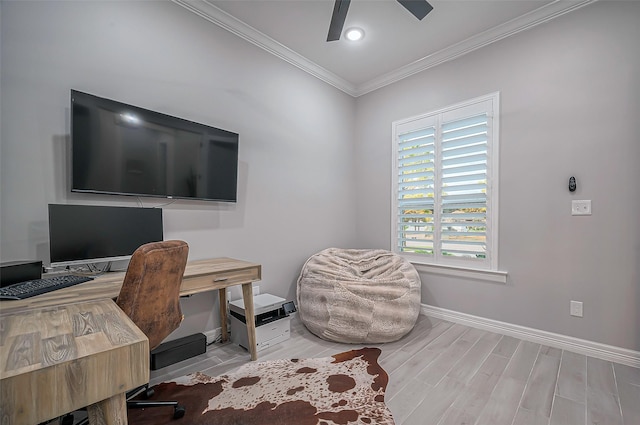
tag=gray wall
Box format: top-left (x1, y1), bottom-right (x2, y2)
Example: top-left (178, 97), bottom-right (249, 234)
top-left (2, 1), bottom-right (638, 352)
top-left (354, 2), bottom-right (640, 351)
top-left (0, 1), bottom-right (357, 340)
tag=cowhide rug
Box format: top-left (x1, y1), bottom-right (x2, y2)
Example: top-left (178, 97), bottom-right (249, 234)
top-left (128, 347), bottom-right (394, 425)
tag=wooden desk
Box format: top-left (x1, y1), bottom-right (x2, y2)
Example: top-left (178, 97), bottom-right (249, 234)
top-left (0, 299), bottom-right (149, 425)
top-left (0, 257), bottom-right (263, 360)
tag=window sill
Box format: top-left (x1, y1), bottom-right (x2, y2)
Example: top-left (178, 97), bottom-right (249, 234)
top-left (411, 262), bottom-right (508, 284)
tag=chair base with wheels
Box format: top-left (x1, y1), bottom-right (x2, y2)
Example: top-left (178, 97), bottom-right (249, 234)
top-left (70, 384), bottom-right (185, 424)
top-left (127, 383), bottom-right (186, 419)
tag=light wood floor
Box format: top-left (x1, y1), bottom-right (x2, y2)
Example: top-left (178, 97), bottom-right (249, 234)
top-left (150, 314), bottom-right (640, 425)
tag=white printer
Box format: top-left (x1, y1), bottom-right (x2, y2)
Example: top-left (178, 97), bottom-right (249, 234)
top-left (229, 293), bottom-right (294, 352)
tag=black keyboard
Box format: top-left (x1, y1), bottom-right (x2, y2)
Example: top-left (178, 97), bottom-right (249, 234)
top-left (0, 275), bottom-right (94, 300)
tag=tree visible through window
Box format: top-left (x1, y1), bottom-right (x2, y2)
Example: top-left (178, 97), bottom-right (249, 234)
top-left (392, 93), bottom-right (499, 270)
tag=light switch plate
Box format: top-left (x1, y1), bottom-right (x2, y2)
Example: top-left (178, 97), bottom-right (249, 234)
top-left (571, 200), bottom-right (591, 216)
top-left (570, 300), bottom-right (583, 317)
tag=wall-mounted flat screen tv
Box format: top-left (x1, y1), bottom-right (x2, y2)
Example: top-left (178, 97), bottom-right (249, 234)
top-left (71, 90), bottom-right (239, 202)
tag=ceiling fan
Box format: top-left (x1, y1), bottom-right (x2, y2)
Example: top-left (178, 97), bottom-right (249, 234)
top-left (327, 0), bottom-right (434, 41)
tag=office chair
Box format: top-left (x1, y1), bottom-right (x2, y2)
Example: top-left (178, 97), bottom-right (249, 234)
top-left (116, 240), bottom-right (190, 420)
top-left (63, 240), bottom-right (190, 425)
top-left (118, 240), bottom-right (190, 421)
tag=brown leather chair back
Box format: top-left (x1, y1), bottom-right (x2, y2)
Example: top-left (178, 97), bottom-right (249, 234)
top-left (116, 240), bottom-right (189, 350)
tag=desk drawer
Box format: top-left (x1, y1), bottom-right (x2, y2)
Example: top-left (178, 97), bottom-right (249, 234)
top-left (209, 267), bottom-right (260, 286)
top-left (182, 265), bottom-right (261, 294)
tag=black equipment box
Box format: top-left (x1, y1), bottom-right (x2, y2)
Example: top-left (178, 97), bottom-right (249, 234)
top-left (150, 333), bottom-right (206, 370)
top-left (1, 260), bottom-right (42, 287)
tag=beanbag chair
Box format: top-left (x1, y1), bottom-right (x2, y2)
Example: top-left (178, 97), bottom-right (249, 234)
top-left (296, 248), bottom-right (421, 343)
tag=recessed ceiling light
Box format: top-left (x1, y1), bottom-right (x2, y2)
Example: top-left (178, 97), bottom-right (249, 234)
top-left (344, 27), bottom-right (364, 42)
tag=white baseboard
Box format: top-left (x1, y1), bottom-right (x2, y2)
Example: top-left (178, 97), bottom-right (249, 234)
top-left (421, 304), bottom-right (640, 368)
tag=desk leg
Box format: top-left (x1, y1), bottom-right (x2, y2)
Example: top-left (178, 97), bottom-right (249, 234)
top-left (241, 283), bottom-right (258, 361)
top-left (219, 288), bottom-right (228, 343)
top-left (87, 392), bottom-right (127, 425)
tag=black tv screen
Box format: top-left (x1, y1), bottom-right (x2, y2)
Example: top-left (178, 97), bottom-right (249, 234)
top-left (71, 90), bottom-right (238, 202)
top-left (48, 204), bottom-right (163, 267)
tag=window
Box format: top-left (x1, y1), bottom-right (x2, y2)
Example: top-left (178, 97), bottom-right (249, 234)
top-left (392, 93), bottom-right (499, 271)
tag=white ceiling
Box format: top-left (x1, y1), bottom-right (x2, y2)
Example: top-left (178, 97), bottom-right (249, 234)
top-left (173, 0), bottom-right (596, 96)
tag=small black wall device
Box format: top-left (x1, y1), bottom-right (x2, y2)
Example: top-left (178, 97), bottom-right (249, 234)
top-left (1, 260), bottom-right (43, 287)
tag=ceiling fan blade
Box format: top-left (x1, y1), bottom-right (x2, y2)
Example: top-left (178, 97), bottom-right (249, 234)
top-left (397, 0), bottom-right (433, 20)
top-left (327, 0), bottom-right (351, 42)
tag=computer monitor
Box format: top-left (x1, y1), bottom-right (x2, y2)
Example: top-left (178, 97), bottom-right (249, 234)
top-left (48, 204), bottom-right (163, 267)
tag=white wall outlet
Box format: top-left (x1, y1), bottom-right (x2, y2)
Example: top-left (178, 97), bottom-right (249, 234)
top-left (571, 200), bottom-right (592, 216)
top-left (253, 285), bottom-right (260, 295)
top-left (570, 300), bottom-right (583, 317)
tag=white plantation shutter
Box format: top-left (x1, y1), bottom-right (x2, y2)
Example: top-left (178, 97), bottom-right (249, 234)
top-left (393, 93), bottom-right (499, 269)
top-left (397, 126), bottom-right (436, 255)
top-left (440, 113), bottom-right (488, 258)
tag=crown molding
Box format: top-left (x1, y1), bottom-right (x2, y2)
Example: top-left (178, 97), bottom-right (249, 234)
top-left (172, 0), bottom-right (358, 97)
top-left (356, 0), bottom-right (598, 96)
top-left (173, 0), bottom-right (597, 98)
